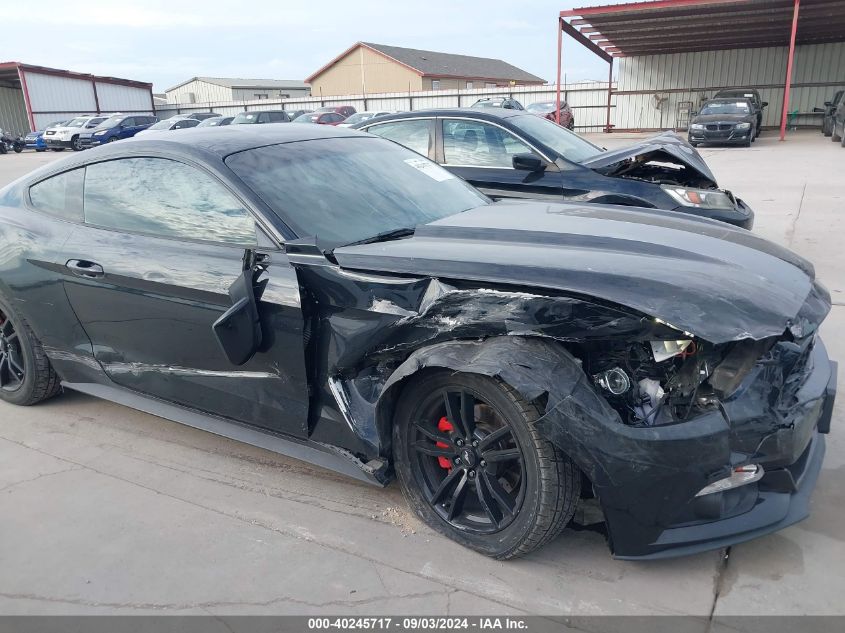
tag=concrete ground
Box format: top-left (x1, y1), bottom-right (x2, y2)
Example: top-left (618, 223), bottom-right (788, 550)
top-left (0, 130), bottom-right (843, 619)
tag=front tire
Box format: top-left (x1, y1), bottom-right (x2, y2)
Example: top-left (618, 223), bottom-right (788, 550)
top-left (71, 136), bottom-right (82, 151)
top-left (833, 125), bottom-right (842, 142)
top-left (393, 371), bottom-right (580, 559)
top-left (0, 296), bottom-right (62, 406)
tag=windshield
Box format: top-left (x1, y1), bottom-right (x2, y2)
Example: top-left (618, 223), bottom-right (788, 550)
top-left (474, 101), bottom-right (503, 108)
top-left (226, 137), bottom-right (488, 248)
top-left (148, 119), bottom-right (176, 130)
top-left (293, 113), bottom-right (320, 123)
top-left (526, 102), bottom-right (560, 113)
top-left (508, 114), bottom-right (602, 163)
top-left (64, 117), bottom-right (88, 128)
top-left (231, 112), bottom-right (259, 124)
top-left (700, 101), bottom-right (751, 115)
top-left (96, 115), bottom-right (123, 129)
top-left (197, 117), bottom-right (223, 127)
top-left (343, 112), bottom-right (382, 125)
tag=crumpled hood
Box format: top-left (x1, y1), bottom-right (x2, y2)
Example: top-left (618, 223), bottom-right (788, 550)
top-left (333, 201), bottom-right (829, 344)
top-left (580, 132), bottom-right (718, 186)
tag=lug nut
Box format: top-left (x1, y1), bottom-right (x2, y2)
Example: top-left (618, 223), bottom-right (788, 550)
top-left (456, 439), bottom-right (464, 447)
top-left (472, 440), bottom-right (479, 447)
top-left (468, 470), bottom-right (476, 479)
top-left (480, 460), bottom-right (487, 467)
top-left (454, 457), bottom-right (462, 465)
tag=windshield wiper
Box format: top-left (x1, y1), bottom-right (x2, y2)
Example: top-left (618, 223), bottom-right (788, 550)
top-left (338, 227), bottom-right (416, 249)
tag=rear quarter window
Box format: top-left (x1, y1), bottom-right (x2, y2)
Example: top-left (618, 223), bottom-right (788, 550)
top-left (28, 169), bottom-right (84, 222)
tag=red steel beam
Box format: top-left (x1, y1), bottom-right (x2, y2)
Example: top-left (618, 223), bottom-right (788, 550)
top-left (556, 17), bottom-right (563, 125)
top-left (561, 0), bottom-right (748, 18)
top-left (780, 0), bottom-right (801, 140)
top-left (560, 19), bottom-right (613, 62)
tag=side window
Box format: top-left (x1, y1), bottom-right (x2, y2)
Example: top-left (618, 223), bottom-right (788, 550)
top-left (174, 119), bottom-right (198, 129)
top-left (257, 112), bottom-right (270, 123)
top-left (366, 120), bottom-right (432, 157)
top-left (269, 112), bottom-right (286, 122)
top-left (121, 118), bottom-right (135, 127)
top-left (83, 158), bottom-right (257, 246)
top-left (29, 169), bottom-right (84, 221)
top-left (442, 119), bottom-right (534, 168)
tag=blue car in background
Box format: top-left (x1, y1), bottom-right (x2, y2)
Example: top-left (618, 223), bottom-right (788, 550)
top-left (78, 114), bottom-right (158, 148)
top-left (24, 120), bottom-right (68, 152)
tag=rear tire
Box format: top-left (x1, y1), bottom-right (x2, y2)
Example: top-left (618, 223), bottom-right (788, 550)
top-left (832, 126), bottom-right (842, 142)
top-left (823, 118), bottom-right (833, 136)
top-left (393, 370), bottom-right (580, 559)
top-left (0, 296), bottom-right (62, 406)
top-left (71, 136), bottom-right (82, 151)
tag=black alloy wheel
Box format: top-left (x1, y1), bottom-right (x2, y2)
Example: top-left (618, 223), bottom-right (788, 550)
top-left (393, 371), bottom-right (580, 558)
top-left (71, 136), bottom-right (82, 151)
top-left (0, 312), bottom-right (24, 392)
top-left (409, 386), bottom-right (526, 534)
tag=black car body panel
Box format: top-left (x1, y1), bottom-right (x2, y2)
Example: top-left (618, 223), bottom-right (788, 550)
top-left (0, 125), bottom-right (834, 559)
top-left (581, 132), bottom-right (717, 185)
top-left (353, 109), bottom-right (753, 228)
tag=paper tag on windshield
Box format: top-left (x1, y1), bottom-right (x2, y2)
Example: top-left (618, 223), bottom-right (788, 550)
top-left (404, 157), bottom-right (455, 182)
top-left (736, 102), bottom-right (747, 107)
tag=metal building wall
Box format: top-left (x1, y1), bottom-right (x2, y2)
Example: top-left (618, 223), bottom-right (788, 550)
top-left (166, 80), bottom-right (234, 104)
top-left (20, 69), bottom-right (153, 131)
top-left (156, 82), bottom-right (615, 131)
top-left (0, 86), bottom-right (28, 135)
top-left (95, 81), bottom-right (153, 112)
top-left (615, 42), bottom-right (845, 131)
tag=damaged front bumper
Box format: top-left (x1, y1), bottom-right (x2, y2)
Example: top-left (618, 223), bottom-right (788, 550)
top-left (589, 339), bottom-right (836, 560)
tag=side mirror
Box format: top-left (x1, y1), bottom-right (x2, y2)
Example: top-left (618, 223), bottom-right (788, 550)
top-left (762, 101), bottom-right (769, 108)
top-left (512, 153), bottom-right (546, 172)
top-left (814, 107), bottom-right (825, 113)
top-left (824, 101), bottom-right (833, 107)
top-left (690, 110), bottom-right (698, 116)
top-left (213, 251), bottom-right (266, 365)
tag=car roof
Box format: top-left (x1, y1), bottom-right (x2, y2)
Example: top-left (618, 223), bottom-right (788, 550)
top-left (240, 110), bottom-right (287, 114)
top-left (64, 123), bottom-right (370, 160)
top-left (355, 108), bottom-right (527, 123)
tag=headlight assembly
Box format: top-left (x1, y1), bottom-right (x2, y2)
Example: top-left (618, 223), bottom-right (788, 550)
top-left (93, 130), bottom-right (107, 136)
top-left (689, 124), bottom-right (705, 130)
top-left (661, 185), bottom-right (736, 210)
top-left (735, 122), bottom-right (751, 130)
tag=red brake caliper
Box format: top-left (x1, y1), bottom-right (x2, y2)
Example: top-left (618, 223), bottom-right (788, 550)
top-left (436, 417), bottom-right (454, 471)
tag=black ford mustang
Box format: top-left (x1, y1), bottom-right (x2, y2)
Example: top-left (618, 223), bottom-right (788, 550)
top-left (0, 125), bottom-right (835, 560)
top-left (353, 109), bottom-right (754, 229)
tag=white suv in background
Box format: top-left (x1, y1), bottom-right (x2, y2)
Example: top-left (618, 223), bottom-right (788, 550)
top-left (43, 115), bottom-right (109, 151)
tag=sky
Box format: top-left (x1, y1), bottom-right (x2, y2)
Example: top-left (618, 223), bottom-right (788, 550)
top-left (5, 0), bottom-right (623, 93)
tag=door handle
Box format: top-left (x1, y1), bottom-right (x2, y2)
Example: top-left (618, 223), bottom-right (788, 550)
top-left (66, 259), bottom-right (105, 278)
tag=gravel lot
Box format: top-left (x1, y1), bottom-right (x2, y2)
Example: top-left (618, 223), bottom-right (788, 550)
top-left (0, 130), bottom-right (843, 620)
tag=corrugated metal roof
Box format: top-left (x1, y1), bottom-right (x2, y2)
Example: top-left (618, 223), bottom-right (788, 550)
top-left (306, 43), bottom-right (545, 84)
top-left (166, 77), bottom-right (309, 92)
top-left (561, 0), bottom-right (845, 56)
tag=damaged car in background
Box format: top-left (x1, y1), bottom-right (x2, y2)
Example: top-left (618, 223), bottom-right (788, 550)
top-left (353, 109), bottom-right (754, 228)
top-left (0, 125), bottom-right (835, 560)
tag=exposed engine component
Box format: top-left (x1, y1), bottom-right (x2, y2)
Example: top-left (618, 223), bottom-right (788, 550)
top-left (585, 339), bottom-right (725, 427)
top-left (594, 367), bottom-right (631, 395)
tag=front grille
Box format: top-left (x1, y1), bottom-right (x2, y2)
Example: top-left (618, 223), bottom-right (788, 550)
top-left (706, 123), bottom-right (734, 131)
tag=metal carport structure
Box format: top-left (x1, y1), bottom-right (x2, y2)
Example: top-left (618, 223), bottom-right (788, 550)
top-left (0, 62), bottom-right (155, 133)
top-left (556, 0), bottom-right (845, 138)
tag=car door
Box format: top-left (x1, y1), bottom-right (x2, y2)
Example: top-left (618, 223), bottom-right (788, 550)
top-left (115, 117), bottom-right (135, 139)
top-left (61, 156), bottom-right (310, 437)
top-left (437, 117), bottom-right (563, 200)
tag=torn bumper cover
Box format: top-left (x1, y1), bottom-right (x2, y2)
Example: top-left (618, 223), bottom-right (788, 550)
top-left (381, 335), bottom-right (836, 560)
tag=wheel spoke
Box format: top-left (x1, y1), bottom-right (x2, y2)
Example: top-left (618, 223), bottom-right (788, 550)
top-left (7, 353), bottom-right (24, 378)
top-left (478, 425), bottom-right (512, 450)
top-left (411, 441), bottom-right (454, 459)
top-left (460, 390), bottom-right (476, 437)
top-left (475, 473), bottom-right (503, 528)
top-left (443, 390), bottom-right (475, 439)
top-left (0, 354), bottom-right (9, 388)
top-left (479, 470), bottom-right (516, 518)
top-left (412, 422), bottom-right (455, 448)
top-left (482, 448), bottom-right (521, 463)
top-left (430, 467), bottom-right (463, 505)
top-left (446, 471), bottom-right (469, 521)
